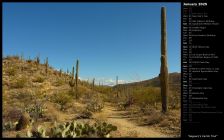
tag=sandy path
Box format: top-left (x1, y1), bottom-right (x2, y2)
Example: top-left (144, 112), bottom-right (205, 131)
top-left (93, 103), bottom-right (168, 138)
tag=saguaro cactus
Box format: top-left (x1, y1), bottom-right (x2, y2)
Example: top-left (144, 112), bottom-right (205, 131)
top-left (69, 66), bottom-right (75, 93)
top-left (45, 57), bottom-right (48, 76)
top-left (36, 55), bottom-right (40, 64)
top-left (92, 78), bottom-right (95, 90)
top-left (75, 59), bottom-right (79, 99)
top-left (20, 53), bottom-right (24, 61)
top-left (59, 69), bottom-right (62, 77)
top-left (71, 66), bottom-right (75, 80)
top-left (160, 7), bottom-right (169, 113)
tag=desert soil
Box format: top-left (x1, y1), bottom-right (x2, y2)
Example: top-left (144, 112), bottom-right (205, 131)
top-left (93, 102), bottom-right (169, 138)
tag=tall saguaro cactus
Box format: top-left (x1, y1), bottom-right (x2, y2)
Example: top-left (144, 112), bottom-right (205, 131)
top-left (160, 7), bottom-right (169, 113)
top-left (75, 59), bottom-right (79, 99)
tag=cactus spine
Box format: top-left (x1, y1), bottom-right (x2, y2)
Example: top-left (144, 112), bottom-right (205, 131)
top-left (75, 59), bottom-right (79, 99)
top-left (160, 7), bottom-right (169, 113)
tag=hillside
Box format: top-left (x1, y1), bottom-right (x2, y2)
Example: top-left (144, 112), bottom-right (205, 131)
top-left (114, 72), bottom-right (180, 92)
top-left (2, 55), bottom-right (180, 138)
top-left (123, 72), bottom-right (180, 87)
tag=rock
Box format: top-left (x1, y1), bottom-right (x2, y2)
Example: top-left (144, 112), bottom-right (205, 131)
top-left (15, 112), bottom-right (31, 131)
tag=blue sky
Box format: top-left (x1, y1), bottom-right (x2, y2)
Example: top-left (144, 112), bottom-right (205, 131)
top-left (3, 2), bottom-right (180, 86)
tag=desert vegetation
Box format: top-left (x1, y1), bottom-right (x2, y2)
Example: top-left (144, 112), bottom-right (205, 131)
top-left (2, 7), bottom-right (180, 138)
top-left (2, 56), bottom-right (180, 138)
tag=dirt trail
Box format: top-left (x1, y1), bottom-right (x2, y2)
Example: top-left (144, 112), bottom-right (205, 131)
top-left (93, 103), bottom-right (169, 138)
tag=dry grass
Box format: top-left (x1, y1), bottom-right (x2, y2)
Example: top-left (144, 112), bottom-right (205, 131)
top-left (32, 75), bottom-right (45, 83)
top-left (7, 67), bottom-right (17, 76)
top-left (11, 77), bottom-right (28, 88)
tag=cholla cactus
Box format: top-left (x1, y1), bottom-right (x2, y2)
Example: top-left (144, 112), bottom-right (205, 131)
top-left (160, 7), bottom-right (169, 113)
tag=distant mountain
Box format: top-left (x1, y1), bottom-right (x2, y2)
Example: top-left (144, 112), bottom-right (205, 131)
top-left (114, 72), bottom-right (181, 92)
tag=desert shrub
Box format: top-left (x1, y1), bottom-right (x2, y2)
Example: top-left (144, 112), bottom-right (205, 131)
top-left (12, 77), bottom-right (28, 88)
top-left (54, 78), bottom-right (65, 86)
top-left (32, 76), bottom-right (45, 83)
top-left (27, 120), bottom-right (117, 138)
top-left (7, 67), bottom-right (17, 76)
top-left (43, 104), bottom-right (60, 122)
top-left (142, 112), bottom-right (163, 125)
top-left (51, 92), bottom-right (72, 111)
top-left (15, 92), bottom-right (29, 100)
top-left (25, 101), bottom-right (47, 121)
top-left (13, 90), bottom-right (34, 102)
top-left (27, 59), bottom-right (32, 63)
top-left (139, 104), bottom-right (157, 115)
top-left (168, 91), bottom-right (180, 109)
top-left (86, 98), bottom-right (104, 112)
top-left (118, 98), bottom-right (134, 111)
top-left (67, 89), bottom-right (75, 97)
